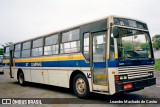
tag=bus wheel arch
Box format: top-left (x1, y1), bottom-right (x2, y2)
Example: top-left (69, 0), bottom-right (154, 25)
top-left (70, 70), bottom-right (90, 98)
top-left (17, 69), bottom-right (25, 86)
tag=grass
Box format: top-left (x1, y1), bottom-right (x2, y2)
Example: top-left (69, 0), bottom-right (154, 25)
top-left (154, 58), bottom-right (160, 71)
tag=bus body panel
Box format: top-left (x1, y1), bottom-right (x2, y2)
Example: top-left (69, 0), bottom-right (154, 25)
top-left (23, 67), bottom-right (31, 82)
top-left (108, 68), bottom-right (118, 94)
top-left (11, 53), bottom-right (93, 91)
top-left (3, 60), bottom-right (10, 75)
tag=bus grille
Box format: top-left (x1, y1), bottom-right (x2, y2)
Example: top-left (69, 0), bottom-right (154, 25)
top-left (118, 65), bottom-right (154, 79)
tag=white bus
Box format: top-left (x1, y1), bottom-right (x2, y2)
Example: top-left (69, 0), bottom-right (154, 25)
top-left (3, 16), bottom-right (156, 98)
top-left (3, 46), bottom-right (10, 75)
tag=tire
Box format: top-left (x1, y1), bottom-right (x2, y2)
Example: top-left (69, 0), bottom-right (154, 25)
top-left (18, 71), bottom-right (25, 86)
top-left (73, 73), bottom-right (90, 98)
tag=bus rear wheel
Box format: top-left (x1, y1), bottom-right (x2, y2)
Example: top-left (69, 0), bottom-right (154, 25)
top-left (73, 74), bottom-right (90, 98)
top-left (18, 71), bottom-right (25, 86)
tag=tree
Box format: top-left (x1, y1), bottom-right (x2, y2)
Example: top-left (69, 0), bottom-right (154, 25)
top-left (141, 43), bottom-right (150, 50)
top-left (123, 42), bottom-right (132, 50)
top-left (0, 48), bottom-right (3, 55)
top-left (152, 35), bottom-right (160, 50)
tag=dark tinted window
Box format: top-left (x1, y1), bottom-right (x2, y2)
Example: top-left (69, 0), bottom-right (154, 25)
top-left (114, 17), bottom-right (148, 30)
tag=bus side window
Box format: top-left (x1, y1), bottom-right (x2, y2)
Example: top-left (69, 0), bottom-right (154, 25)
top-left (83, 33), bottom-right (90, 62)
top-left (60, 29), bottom-right (80, 53)
top-left (14, 43), bottom-right (21, 58)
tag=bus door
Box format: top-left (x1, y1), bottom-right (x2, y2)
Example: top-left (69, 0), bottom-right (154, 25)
top-left (91, 32), bottom-right (108, 91)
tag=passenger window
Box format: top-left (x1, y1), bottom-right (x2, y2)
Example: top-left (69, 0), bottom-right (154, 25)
top-left (83, 33), bottom-right (90, 62)
top-left (15, 44), bottom-right (21, 51)
top-left (22, 41), bottom-right (31, 58)
top-left (60, 29), bottom-right (80, 53)
top-left (44, 34), bottom-right (59, 55)
top-left (62, 29), bottom-right (79, 42)
top-left (33, 38), bottom-right (43, 48)
top-left (14, 44), bottom-right (21, 58)
top-left (32, 47), bottom-right (43, 56)
top-left (32, 38), bottom-right (43, 56)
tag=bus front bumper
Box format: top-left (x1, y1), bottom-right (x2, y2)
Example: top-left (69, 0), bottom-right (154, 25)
top-left (115, 77), bottom-right (156, 93)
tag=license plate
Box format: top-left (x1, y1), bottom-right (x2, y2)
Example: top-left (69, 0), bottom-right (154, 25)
top-left (124, 83), bottom-right (132, 90)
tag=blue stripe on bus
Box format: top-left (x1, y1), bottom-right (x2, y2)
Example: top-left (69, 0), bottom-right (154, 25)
top-left (15, 60), bottom-right (91, 67)
top-left (107, 58), bottom-right (154, 67)
top-left (107, 59), bottom-right (119, 67)
top-left (14, 58), bottom-right (154, 68)
top-left (118, 58), bottom-right (154, 66)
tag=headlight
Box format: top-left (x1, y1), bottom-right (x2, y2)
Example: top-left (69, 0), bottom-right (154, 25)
top-left (123, 75), bottom-right (128, 79)
top-left (115, 75), bottom-right (128, 81)
top-left (148, 72), bottom-right (153, 76)
top-left (119, 75), bottom-right (124, 80)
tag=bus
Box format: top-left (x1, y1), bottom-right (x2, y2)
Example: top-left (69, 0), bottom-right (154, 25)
top-left (0, 55), bottom-right (3, 74)
top-left (3, 16), bottom-right (156, 98)
top-left (3, 46), bottom-right (10, 75)
top-left (0, 48), bottom-right (4, 74)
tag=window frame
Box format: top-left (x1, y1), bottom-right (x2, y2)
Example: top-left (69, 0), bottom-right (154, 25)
top-left (14, 43), bottom-right (22, 58)
top-left (21, 41), bottom-right (31, 58)
top-left (60, 28), bottom-right (80, 54)
top-left (44, 34), bottom-right (59, 56)
top-left (31, 37), bottom-right (44, 57)
top-left (31, 47), bottom-right (43, 57)
top-left (44, 44), bottom-right (59, 56)
top-left (32, 38), bottom-right (43, 48)
top-left (45, 34), bottom-right (59, 46)
top-left (61, 29), bottom-right (80, 43)
top-left (14, 51), bottom-right (21, 58)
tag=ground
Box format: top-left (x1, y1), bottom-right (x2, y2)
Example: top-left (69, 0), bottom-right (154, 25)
top-left (0, 70), bottom-right (160, 107)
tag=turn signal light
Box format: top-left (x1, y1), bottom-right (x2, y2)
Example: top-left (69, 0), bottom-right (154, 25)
top-left (115, 75), bottom-right (120, 81)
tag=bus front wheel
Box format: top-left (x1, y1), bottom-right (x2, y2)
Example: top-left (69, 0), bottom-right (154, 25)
top-left (73, 74), bottom-right (90, 98)
top-left (18, 71), bottom-right (25, 86)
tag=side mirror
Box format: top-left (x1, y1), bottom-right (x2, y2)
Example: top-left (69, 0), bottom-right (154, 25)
top-left (112, 26), bottom-right (119, 38)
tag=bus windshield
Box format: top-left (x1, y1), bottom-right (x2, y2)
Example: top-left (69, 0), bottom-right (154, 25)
top-left (115, 27), bottom-right (152, 61)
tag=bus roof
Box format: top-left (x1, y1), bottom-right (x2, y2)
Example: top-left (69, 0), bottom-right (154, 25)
top-left (11, 15), bottom-right (147, 45)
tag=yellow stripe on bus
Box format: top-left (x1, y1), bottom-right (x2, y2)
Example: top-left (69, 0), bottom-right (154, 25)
top-left (106, 54), bottom-right (110, 59)
top-left (114, 53), bottom-right (118, 58)
top-left (3, 54), bottom-right (116, 63)
top-left (14, 55), bottom-right (84, 63)
top-left (106, 53), bottom-right (118, 59)
top-left (3, 60), bottom-right (9, 63)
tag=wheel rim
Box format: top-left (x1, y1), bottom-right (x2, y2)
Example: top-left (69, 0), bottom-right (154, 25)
top-left (76, 78), bottom-right (86, 94)
top-left (19, 73), bottom-right (23, 84)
